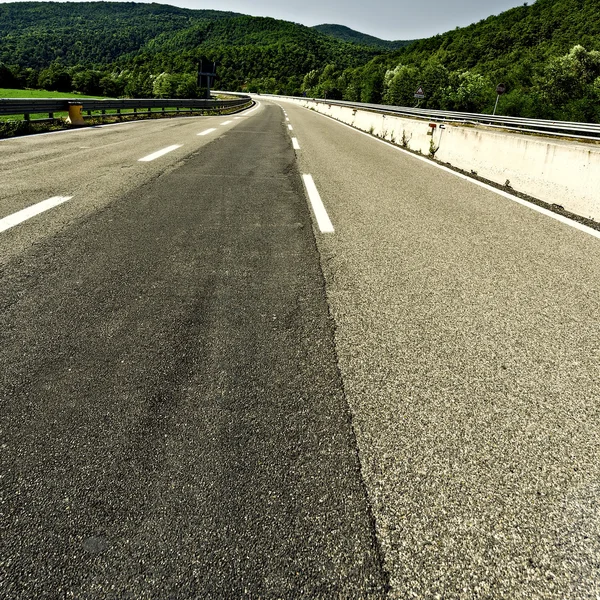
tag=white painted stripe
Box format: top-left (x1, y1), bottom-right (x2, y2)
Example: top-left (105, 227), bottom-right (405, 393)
top-left (240, 102), bottom-right (261, 116)
top-left (0, 196), bottom-right (72, 233)
top-left (302, 175), bottom-right (334, 233)
top-left (198, 128), bottom-right (217, 136)
top-left (307, 108), bottom-right (600, 240)
top-left (138, 144), bottom-right (182, 162)
top-left (292, 138), bottom-right (300, 150)
top-left (286, 117), bottom-right (290, 121)
top-left (221, 120), bottom-right (233, 125)
top-left (288, 124), bottom-right (293, 130)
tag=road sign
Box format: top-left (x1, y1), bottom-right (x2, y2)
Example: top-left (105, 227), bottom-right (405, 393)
top-left (496, 83), bottom-right (506, 95)
top-left (414, 86), bottom-right (425, 99)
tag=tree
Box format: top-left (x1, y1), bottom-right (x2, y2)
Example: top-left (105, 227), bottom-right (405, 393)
top-left (0, 62), bottom-right (18, 88)
top-left (72, 69), bottom-right (102, 95)
top-left (38, 64), bottom-right (72, 92)
top-left (442, 71), bottom-right (494, 112)
top-left (383, 64), bottom-right (420, 106)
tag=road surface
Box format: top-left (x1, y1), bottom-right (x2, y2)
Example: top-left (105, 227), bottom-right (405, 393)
top-left (2, 99), bottom-right (599, 598)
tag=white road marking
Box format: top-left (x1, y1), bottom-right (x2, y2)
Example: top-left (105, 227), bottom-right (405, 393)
top-left (302, 175), bottom-right (334, 233)
top-left (221, 120), bottom-right (233, 125)
top-left (0, 196), bottom-right (72, 233)
top-left (138, 144), bottom-right (182, 162)
top-left (307, 108), bottom-right (600, 241)
top-left (288, 124), bottom-right (293, 130)
top-left (286, 117), bottom-right (290, 121)
top-left (292, 138), bottom-right (300, 150)
top-left (198, 128), bottom-right (217, 136)
top-left (239, 102), bottom-right (261, 116)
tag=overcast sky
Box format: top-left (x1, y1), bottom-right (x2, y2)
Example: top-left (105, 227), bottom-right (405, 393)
top-left (156, 0), bottom-right (532, 40)
top-left (0, 0), bottom-right (533, 40)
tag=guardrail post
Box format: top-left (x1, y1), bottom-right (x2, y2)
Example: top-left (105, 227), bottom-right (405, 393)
top-left (67, 102), bottom-right (85, 125)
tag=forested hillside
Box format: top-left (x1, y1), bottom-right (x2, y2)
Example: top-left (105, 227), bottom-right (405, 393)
top-left (311, 24), bottom-right (412, 50)
top-left (303, 0), bottom-right (600, 122)
top-left (0, 2), bottom-right (382, 98)
top-left (0, 2), bottom-right (240, 67)
top-left (1, 0), bottom-right (599, 122)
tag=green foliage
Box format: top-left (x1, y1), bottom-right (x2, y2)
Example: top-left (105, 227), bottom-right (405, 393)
top-left (312, 24), bottom-right (414, 50)
top-left (1, 0), bottom-right (600, 121)
top-left (304, 0), bottom-right (600, 121)
top-left (0, 2), bottom-right (240, 69)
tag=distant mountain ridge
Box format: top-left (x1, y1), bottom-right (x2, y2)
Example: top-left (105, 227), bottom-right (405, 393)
top-left (312, 24), bottom-right (414, 50)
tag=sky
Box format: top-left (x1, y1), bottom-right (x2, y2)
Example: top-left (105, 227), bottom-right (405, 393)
top-left (0, 0), bottom-right (533, 40)
top-left (141, 0), bottom-right (532, 40)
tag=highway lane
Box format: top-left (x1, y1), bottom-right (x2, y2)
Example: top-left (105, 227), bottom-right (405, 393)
top-left (0, 112), bottom-right (250, 263)
top-left (1, 104), bottom-right (388, 597)
top-left (4, 95), bottom-right (600, 599)
top-left (274, 97), bottom-right (600, 599)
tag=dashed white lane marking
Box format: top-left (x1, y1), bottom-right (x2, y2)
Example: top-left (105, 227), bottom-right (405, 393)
top-left (138, 144), bottom-right (182, 162)
top-left (286, 117), bottom-right (290, 121)
top-left (221, 120), bottom-right (233, 125)
top-left (288, 124), bottom-right (293, 130)
top-left (198, 128), bottom-right (217, 136)
top-left (302, 175), bottom-right (334, 233)
top-left (292, 138), bottom-right (300, 150)
top-left (306, 108), bottom-right (600, 241)
top-left (0, 196), bottom-right (73, 233)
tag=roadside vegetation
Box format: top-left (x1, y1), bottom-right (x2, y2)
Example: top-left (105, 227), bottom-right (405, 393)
top-left (1, 0), bottom-right (599, 122)
top-left (0, 86), bottom-right (248, 138)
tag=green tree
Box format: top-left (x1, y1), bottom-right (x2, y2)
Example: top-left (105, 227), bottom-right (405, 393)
top-left (383, 64), bottom-right (420, 106)
top-left (442, 71), bottom-right (494, 112)
top-left (38, 64), bottom-right (72, 92)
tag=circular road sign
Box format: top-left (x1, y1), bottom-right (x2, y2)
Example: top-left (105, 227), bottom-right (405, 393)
top-left (496, 83), bottom-right (506, 95)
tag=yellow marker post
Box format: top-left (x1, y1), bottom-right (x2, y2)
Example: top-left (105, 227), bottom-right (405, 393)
top-left (66, 103), bottom-right (85, 125)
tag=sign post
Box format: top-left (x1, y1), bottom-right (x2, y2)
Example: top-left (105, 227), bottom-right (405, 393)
top-left (493, 83), bottom-right (506, 116)
top-left (197, 58), bottom-right (217, 99)
top-left (414, 85), bottom-right (425, 107)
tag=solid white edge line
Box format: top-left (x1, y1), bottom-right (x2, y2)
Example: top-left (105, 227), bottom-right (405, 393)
top-left (0, 196), bottom-right (72, 233)
top-left (302, 175), bottom-right (334, 233)
top-left (198, 128), bottom-right (217, 136)
top-left (238, 101), bottom-right (261, 116)
top-left (292, 138), bottom-right (300, 150)
top-left (138, 144), bottom-right (183, 162)
top-left (303, 106), bottom-right (600, 241)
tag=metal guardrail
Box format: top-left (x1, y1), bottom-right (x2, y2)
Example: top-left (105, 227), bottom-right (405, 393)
top-left (268, 94), bottom-right (600, 141)
top-left (0, 96), bottom-right (252, 121)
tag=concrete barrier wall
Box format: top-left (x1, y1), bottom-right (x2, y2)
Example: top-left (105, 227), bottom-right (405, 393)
top-left (282, 98), bottom-right (600, 223)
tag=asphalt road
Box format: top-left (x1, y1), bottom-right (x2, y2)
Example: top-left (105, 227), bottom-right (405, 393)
top-left (2, 98), bottom-right (600, 599)
top-left (275, 98), bottom-right (600, 599)
top-left (1, 106), bottom-right (387, 597)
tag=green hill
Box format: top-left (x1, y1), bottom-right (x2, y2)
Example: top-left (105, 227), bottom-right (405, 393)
top-left (304, 0), bottom-right (600, 122)
top-left (0, 2), bottom-right (384, 97)
top-left (1, 0), bottom-right (599, 122)
top-left (312, 24), bottom-right (414, 50)
top-left (0, 2), bottom-right (241, 68)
